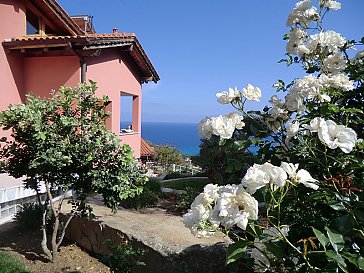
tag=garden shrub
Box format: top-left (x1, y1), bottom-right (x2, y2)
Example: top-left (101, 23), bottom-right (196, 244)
top-left (100, 238), bottom-right (146, 273)
top-left (121, 178), bottom-right (162, 209)
top-left (161, 177), bottom-right (210, 192)
top-left (14, 203), bottom-right (44, 230)
top-left (164, 172), bottom-right (186, 180)
top-left (173, 187), bottom-right (200, 213)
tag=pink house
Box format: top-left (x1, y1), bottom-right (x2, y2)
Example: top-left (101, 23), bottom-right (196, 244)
top-left (0, 0), bottom-right (159, 158)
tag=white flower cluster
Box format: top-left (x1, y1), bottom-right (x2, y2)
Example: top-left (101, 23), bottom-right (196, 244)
top-left (241, 161), bottom-right (319, 194)
top-left (198, 112), bottom-right (245, 140)
top-left (267, 72), bottom-right (354, 126)
top-left (184, 160), bottom-right (317, 237)
top-left (286, 0), bottom-right (319, 27)
top-left (308, 30), bottom-right (346, 54)
top-left (216, 84), bottom-right (261, 104)
top-left (265, 96), bottom-right (289, 132)
top-left (319, 0), bottom-right (341, 10)
top-left (285, 0), bottom-right (348, 84)
top-left (304, 117), bottom-right (357, 153)
top-left (183, 184), bottom-right (258, 237)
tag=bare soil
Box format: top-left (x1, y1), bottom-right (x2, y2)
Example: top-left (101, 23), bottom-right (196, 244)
top-left (0, 221), bottom-right (111, 273)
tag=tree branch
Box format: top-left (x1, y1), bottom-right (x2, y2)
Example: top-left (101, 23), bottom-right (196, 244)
top-left (56, 211), bottom-right (76, 249)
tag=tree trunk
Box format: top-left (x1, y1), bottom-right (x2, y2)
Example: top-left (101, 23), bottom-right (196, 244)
top-left (41, 204), bottom-right (52, 261)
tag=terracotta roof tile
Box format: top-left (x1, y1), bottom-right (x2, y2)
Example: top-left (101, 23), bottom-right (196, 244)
top-left (3, 32), bottom-right (159, 82)
top-left (141, 138), bottom-right (155, 157)
top-left (7, 32), bottom-right (136, 42)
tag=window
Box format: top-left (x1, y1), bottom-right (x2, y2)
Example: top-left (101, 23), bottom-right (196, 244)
top-left (26, 9), bottom-right (39, 35)
top-left (26, 8), bottom-right (55, 36)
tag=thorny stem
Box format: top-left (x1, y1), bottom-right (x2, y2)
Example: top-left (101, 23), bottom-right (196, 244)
top-left (323, 146), bottom-right (333, 178)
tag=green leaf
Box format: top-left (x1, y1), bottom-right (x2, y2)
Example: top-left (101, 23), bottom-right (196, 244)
top-left (358, 257), bottom-right (364, 270)
top-left (329, 201), bottom-right (347, 212)
top-left (325, 250), bottom-right (348, 273)
top-left (327, 104), bottom-right (341, 113)
top-left (263, 241), bottom-right (284, 260)
top-left (354, 209), bottom-right (364, 223)
top-left (325, 227), bottom-right (344, 252)
top-left (336, 215), bottom-right (354, 235)
top-left (246, 222), bottom-right (262, 238)
top-left (342, 252), bottom-right (364, 269)
top-left (312, 227), bottom-right (329, 248)
top-left (226, 240), bottom-right (251, 265)
top-left (233, 160), bottom-right (243, 171)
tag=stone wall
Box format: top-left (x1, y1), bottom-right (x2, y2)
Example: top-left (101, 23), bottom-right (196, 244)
top-left (63, 215), bottom-right (250, 273)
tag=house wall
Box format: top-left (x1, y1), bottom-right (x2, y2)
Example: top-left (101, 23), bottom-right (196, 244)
top-left (86, 49), bottom-right (142, 157)
top-left (0, 0), bottom-right (26, 139)
top-left (0, 2), bottom-right (146, 158)
top-left (24, 56), bottom-right (80, 98)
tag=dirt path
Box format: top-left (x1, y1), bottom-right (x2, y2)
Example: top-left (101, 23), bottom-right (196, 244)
top-left (65, 195), bottom-right (230, 256)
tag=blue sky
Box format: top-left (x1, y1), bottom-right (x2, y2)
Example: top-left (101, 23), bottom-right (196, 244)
top-left (58, 0), bottom-right (364, 123)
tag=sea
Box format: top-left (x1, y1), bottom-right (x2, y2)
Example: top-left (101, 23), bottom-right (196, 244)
top-left (121, 121), bottom-right (201, 156)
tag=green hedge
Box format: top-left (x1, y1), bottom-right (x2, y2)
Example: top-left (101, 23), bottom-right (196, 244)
top-left (161, 177), bottom-right (210, 192)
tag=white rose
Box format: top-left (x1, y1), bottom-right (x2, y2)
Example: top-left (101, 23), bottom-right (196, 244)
top-left (286, 28), bottom-right (307, 55)
top-left (303, 117), bottom-right (326, 132)
top-left (292, 75), bottom-right (324, 100)
top-left (198, 117), bottom-right (213, 139)
top-left (261, 162), bottom-right (288, 187)
top-left (214, 184), bottom-right (258, 230)
top-left (216, 87), bottom-right (241, 104)
top-left (228, 112), bottom-right (245, 130)
top-left (320, 0), bottom-right (341, 10)
top-left (318, 120), bottom-right (357, 153)
top-left (322, 53), bottom-right (347, 74)
top-left (285, 90), bottom-right (306, 114)
top-left (269, 95), bottom-right (285, 108)
top-left (280, 162), bottom-right (319, 190)
top-left (241, 164), bottom-right (271, 194)
top-left (286, 0), bottom-right (319, 27)
top-left (211, 115), bottom-right (236, 139)
top-left (320, 73), bottom-right (354, 91)
top-left (309, 30), bottom-right (346, 53)
top-left (242, 84), bottom-right (262, 102)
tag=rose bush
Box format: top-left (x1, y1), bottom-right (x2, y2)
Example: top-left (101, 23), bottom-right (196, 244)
top-left (184, 1), bottom-right (364, 272)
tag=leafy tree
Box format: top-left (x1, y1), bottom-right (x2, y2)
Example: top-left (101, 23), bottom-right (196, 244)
top-left (0, 82), bottom-right (146, 262)
top-left (154, 144), bottom-right (183, 170)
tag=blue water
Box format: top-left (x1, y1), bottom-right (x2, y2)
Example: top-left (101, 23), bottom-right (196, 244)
top-left (121, 121), bottom-right (201, 155)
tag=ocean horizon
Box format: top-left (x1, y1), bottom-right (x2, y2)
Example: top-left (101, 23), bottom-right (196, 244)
top-left (121, 121), bottom-right (201, 156)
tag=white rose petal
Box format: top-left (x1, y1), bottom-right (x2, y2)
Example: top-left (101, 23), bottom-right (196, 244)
top-left (318, 120), bottom-right (357, 153)
top-left (216, 87), bottom-right (241, 104)
top-left (242, 84), bottom-right (262, 102)
top-left (296, 169), bottom-right (319, 190)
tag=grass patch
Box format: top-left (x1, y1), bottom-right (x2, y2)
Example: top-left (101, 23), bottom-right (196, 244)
top-left (161, 177), bottom-right (210, 192)
top-left (0, 251), bottom-right (32, 273)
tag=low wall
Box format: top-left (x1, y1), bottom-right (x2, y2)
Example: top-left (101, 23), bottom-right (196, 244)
top-left (63, 215), bottom-right (248, 273)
